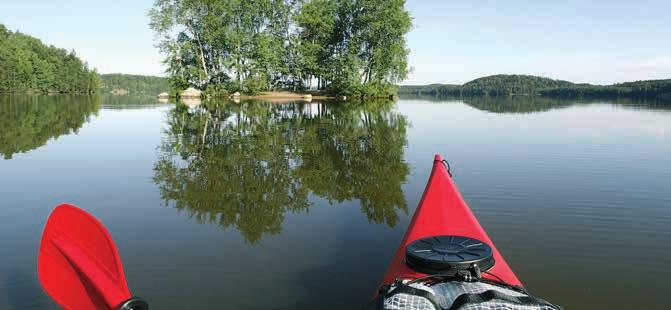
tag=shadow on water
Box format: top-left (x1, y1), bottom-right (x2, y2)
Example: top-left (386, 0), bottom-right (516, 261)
top-left (4, 267), bottom-right (54, 309)
top-left (291, 229), bottom-right (389, 309)
top-left (0, 95), bottom-right (101, 160)
top-left (152, 99), bottom-right (410, 243)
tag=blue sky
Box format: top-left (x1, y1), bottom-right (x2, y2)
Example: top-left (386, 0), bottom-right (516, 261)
top-left (2, 0), bottom-right (670, 84)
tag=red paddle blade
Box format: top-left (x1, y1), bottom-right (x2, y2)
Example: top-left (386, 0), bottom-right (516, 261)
top-left (38, 204), bottom-right (132, 310)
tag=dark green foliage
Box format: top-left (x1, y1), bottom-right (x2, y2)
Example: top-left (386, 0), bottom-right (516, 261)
top-left (398, 75), bottom-right (572, 97)
top-left (100, 74), bottom-right (170, 95)
top-left (0, 24), bottom-right (100, 94)
top-left (540, 79), bottom-right (671, 100)
top-left (399, 75), bottom-right (671, 101)
top-left (619, 80), bottom-right (671, 100)
top-left (149, 0), bottom-right (412, 97)
top-left (461, 75), bottom-right (572, 96)
top-left (306, 0), bottom-right (412, 97)
top-left (241, 75), bottom-right (269, 95)
top-left (398, 84), bottom-right (461, 96)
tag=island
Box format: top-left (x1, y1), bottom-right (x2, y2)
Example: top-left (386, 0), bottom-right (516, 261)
top-left (148, 0), bottom-right (412, 99)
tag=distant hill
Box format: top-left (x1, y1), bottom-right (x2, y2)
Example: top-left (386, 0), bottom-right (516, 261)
top-left (462, 75), bottom-right (573, 96)
top-left (399, 75), bottom-right (671, 101)
top-left (0, 24), bottom-right (100, 94)
top-left (100, 74), bottom-right (170, 95)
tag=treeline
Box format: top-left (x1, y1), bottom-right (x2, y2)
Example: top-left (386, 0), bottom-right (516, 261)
top-left (539, 79), bottom-right (671, 100)
top-left (399, 75), bottom-right (573, 97)
top-left (461, 75), bottom-right (573, 96)
top-left (400, 84), bottom-right (461, 97)
top-left (399, 75), bottom-right (671, 101)
top-left (0, 24), bottom-right (100, 94)
top-left (149, 0), bottom-right (411, 97)
top-left (100, 74), bottom-right (170, 95)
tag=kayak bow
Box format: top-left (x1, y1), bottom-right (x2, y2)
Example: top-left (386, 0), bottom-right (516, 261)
top-left (379, 154), bottom-right (521, 289)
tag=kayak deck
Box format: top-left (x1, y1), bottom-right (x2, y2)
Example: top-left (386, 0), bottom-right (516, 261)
top-left (381, 154), bottom-right (521, 287)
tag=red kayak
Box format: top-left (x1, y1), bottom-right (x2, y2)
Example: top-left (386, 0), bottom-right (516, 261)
top-left (364, 154), bottom-right (565, 309)
top-left (380, 153), bottom-right (521, 289)
top-left (369, 154), bottom-right (562, 309)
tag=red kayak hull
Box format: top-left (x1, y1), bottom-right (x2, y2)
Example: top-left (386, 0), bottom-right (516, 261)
top-left (380, 154), bottom-right (521, 287)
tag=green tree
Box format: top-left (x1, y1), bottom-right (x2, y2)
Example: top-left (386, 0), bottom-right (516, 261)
top-left (352, 0), bottom-right (411, 87)
top-left (99, 73), bottom-right (169, 94)
top-left (0, 24), bottom-right (100, 94)
top-left (149, 0), bottom-right (296, 93)
top-left (149, 0), bottom-right (413, 97)
top-left (294, 0), bottom-right (337, 89)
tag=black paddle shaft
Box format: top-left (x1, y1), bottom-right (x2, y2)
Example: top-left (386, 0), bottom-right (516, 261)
top-left (117, 297), bottom-right (149, 310)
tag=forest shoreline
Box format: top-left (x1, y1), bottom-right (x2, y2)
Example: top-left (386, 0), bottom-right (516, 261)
top-left (400, 75), bottom-right (671, 101)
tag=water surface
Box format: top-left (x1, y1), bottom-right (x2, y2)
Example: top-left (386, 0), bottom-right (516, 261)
top-left (0, 95), bottom-right (669, 309)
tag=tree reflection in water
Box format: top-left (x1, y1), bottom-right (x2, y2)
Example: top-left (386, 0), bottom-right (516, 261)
top-left (153, 100), bottom-right (409, 243)
top-left (0, 95), bottom-right (101, 160)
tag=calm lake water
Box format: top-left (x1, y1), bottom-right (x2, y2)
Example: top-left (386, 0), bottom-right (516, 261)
top-left (1, 95), bottom-right (670, 309)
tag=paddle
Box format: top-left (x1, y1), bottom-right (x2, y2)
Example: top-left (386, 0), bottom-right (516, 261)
top-left (38, 204), bottom-right (149, 310)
